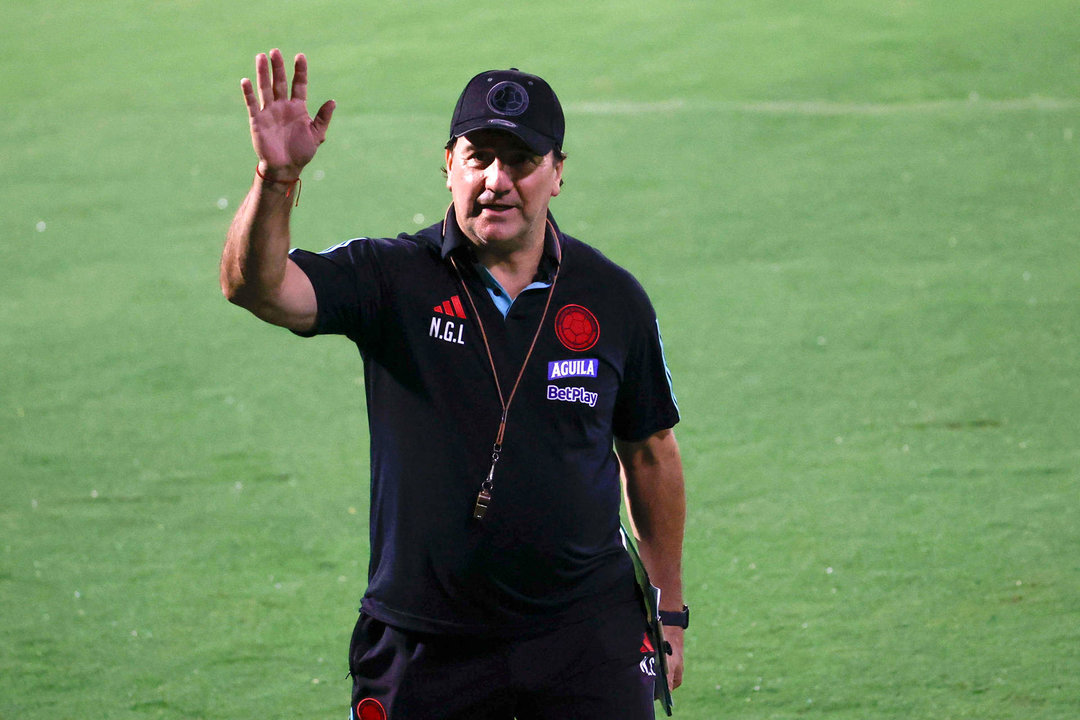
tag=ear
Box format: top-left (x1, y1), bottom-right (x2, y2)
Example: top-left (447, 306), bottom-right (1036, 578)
top-left (550, 156), bottom-right (564, 197)
top-left (445, 147), bottom-right (454, 191)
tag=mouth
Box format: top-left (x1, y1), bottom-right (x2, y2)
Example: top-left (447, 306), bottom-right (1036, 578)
top-left (474, 201), bottom-right (518, 216)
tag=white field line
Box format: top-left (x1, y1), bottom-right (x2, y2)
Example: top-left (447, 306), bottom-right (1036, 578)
top-left (566, 96), bottom-right (1080, 116)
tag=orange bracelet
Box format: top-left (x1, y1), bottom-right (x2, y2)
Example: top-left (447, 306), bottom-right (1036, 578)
top-left (255, 165), bottom-right (302, 206)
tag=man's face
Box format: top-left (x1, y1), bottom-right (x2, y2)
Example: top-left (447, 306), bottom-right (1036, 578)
top-left (445, 130), bottom-right (563, 254)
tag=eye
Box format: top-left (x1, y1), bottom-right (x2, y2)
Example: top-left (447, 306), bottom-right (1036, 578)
top-left (464, 150), bottom-right (494, 169)
top-left (504, 152), bottom-right (540, 168)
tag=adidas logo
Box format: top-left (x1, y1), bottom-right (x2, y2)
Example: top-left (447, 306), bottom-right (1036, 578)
top-left (433, 295), bottom-right (467, 319)
top-left (639, 632), bottom-right (658, 677)
top-left (430, 295), bottom-right (467, 346)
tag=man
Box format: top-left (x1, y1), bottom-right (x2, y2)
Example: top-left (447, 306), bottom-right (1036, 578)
top-left (221, 49), bottom-right (687, 720)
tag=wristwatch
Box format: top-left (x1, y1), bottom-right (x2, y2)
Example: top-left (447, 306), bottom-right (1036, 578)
top-left (659, 604), bottom-right (690, 629)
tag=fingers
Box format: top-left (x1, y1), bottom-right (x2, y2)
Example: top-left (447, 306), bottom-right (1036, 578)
top-left (665, 631), bottom-right (684, 691)
top-left (291, 53), bottom-right (308, 102)
top-left (270, 48), bottom-right (289, 101)
top-left (247, 49), bottom-right (328, 124)
top-left (253, 49), bottom-right (290, 108)
top-left (312, 99), bottom-right (336, 142)
top-left (670, 663), bottom-right (684, 690)
top-left (241, 77), bottom-right (258, 119)
top-left (255, 52), bottom-right (273, 110)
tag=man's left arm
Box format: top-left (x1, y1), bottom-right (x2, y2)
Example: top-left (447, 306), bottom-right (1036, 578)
top-left (616, 427), bottom-right (687, 691)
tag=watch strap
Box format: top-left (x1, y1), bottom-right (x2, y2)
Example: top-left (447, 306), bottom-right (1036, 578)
top-left (659, 605), bottom-right (690, 629)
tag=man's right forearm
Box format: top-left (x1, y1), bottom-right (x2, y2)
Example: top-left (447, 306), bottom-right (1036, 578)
top-left (220, 172), bottom-right (316, 330)
top-left (221, 172), bottom-right (293, 304)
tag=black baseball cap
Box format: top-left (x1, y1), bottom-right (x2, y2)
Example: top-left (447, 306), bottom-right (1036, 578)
top-left (449, 69), bottom-right (565, 155)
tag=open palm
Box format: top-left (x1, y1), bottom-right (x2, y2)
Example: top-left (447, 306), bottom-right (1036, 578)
top-left (241, 49), bottom-right (334, 179)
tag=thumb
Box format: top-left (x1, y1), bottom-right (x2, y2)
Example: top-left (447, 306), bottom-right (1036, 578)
top-left (312, 100), bottom-right (335, 143)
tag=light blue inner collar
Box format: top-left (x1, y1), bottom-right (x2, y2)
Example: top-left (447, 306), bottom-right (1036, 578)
top-left (474, 263), bottom-right (552, 318)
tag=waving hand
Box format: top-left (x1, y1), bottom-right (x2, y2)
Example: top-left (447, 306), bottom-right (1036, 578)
top-left (241, 49), bottom-right (335, 181)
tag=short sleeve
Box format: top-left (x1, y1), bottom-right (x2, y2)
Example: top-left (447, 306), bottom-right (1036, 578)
top-left (612, 299), bottom-right (681, 442)
top-left (288, 239), bottom-right (382, 345)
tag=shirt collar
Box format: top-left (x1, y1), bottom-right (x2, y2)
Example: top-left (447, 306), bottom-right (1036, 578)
top-left (439, 204), bottom-right (562, 283)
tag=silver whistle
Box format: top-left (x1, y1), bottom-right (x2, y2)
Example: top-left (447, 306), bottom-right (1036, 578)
top-left (473, 484), bottom-right (492, 520)
top-left (473, 463), bottom-right (496, 520)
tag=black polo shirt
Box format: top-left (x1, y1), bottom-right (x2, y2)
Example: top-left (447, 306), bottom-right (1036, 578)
top-left (288, 208), bottom-right (679, 637)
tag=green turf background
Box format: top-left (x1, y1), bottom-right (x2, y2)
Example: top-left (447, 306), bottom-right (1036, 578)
top-left (3, 1), bottom-right (1078, 718)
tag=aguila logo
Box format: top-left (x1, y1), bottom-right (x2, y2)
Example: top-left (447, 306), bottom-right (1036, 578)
top-left (554, 304), bottom-right (599, 352)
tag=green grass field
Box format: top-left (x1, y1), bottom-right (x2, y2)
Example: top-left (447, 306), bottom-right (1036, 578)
top-left (3, 1), bottom-right (1079, 718)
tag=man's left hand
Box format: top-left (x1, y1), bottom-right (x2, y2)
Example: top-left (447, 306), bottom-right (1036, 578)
top-left (664, 625), bottom-right (685, 691)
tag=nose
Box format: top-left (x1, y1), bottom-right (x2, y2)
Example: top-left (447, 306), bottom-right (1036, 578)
top-left (483, 158), bottom-right (513, 193)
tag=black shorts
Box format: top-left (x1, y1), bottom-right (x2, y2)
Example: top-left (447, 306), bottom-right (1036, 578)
top-left (348, 598), bottom-right (657, 720)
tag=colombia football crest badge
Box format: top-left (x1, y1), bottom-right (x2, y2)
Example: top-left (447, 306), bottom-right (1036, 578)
top-left (354, 698), bottom-right (387, 720)
top-left (554, 304), bottom-right (599, 352)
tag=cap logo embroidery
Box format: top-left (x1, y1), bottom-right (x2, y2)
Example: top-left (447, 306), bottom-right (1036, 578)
top-left (487, 81), bottom-right (529, 116)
